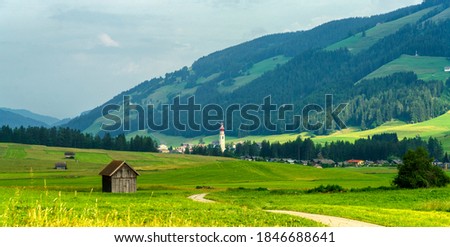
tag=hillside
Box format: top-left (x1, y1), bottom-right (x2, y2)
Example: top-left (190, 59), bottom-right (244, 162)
top-left (326, 6), bottom-right (438, 53)
top-left (152, 110), bottom-right (450, 154)
top-left (64, 1), bottom-right (450, 139)
top-left (0, 109), bottom-right (49, 128)
top-left (360, 55), bottom-right (450, 82)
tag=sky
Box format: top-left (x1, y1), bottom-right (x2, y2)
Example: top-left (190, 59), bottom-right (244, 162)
top-left (0, 0), bottom-right (422, 119)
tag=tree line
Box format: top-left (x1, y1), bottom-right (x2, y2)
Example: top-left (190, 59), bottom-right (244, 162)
top-left (0, 125), bottom-right (158, 152)
top-left (191, 133), bottom-right (446, 163)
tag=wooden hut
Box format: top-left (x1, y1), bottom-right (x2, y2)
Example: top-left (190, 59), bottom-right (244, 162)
top-left (99, 160), bottom-right (139, 193)
top-left (64, 152), bottom-right (76, 159)
top-left (55, 162), bottom-right (67, 170)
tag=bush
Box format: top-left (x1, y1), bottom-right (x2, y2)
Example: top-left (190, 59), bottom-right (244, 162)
top-left (307, 184), bottom-right (347, 193)
top-left (393, 147), bottom-right (450, 189)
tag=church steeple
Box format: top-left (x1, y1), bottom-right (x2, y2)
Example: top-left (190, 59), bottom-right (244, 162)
top-left (219, 123), bottom-right (225, 153)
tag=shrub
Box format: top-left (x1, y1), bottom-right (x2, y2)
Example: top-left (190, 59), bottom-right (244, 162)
top-left (307, 184), bottom-right (346, 193)
top-left (393, 147), bottom-right (450, 189)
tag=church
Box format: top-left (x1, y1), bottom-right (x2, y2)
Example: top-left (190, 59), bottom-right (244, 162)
top-left (219, 123), bottom-right (225, 152)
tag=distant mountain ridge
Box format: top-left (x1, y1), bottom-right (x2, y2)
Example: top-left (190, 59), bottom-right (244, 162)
top-left (0, 107), bottom-right (69, 128)
top-left (0, 107), bottom-right (60, 126)
top-left (64, 0), bottom-right (450, 139)
top-left (0, 109), bottom-right (49, 128)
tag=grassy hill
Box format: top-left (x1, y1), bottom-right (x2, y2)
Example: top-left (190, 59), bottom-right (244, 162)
top-left (312, 110), bottom-right (450, 152)
top-left (326, 7), bottom-right (437, 53)
top-left (359, 55), bottom-right (450, 82)
top-left (218, 55), bottom-right (291, 93)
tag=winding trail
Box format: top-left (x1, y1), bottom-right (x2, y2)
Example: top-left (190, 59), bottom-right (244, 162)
top-left (188, 193), bottom-right (216, 203)
top-left (188, 193), bottom-right (382, 227)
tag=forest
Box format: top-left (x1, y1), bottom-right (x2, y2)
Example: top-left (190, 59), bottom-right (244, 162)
top-left (0, 125), bottom-right (158, 152)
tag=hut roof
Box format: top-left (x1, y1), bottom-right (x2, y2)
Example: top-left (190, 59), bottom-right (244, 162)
top-left (99, 160), bottom-right (140, 177)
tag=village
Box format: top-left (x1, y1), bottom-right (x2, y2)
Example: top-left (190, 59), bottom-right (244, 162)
top-left (154, 123), bottom-right (450, 170)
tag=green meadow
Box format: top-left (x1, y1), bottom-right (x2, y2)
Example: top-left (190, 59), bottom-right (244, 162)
top-left (360, 55), bottom-right (450, 82)
top-left (0, 142), bottom-right (449, 226)
top-left (326, 7), bottom-right (436, 53)
top-left (312, 110), bottom-right (450, 153)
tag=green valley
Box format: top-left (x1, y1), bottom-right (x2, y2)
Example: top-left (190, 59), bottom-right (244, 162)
top-left (0, 143), bottom-right (449, 226)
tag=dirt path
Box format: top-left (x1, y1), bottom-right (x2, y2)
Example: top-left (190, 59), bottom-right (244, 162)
top-left (188, 193), bottom-right (215, 203)
top-left (188, 193), bottom-right (382, 227)
top-left (265, 210), bottom-right (381, 227)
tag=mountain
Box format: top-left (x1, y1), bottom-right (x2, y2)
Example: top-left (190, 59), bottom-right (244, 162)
top-left (0, 107), bottom-right (61, 126)
top-left (65, 0), bottom-right (450, 140)
top-left (0, 109), bottom-right (49, 128)
top-left (51, 118), bottom-right (72, 127)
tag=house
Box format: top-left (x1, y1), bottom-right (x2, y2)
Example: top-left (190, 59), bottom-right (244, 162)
top-left (376, 160), bottom-right (389, 165)
top-left (54, 162), bottom-right (67, 170)
top-left (300, 160), bottom-right (309, 166)
top-left (283, 158), bottom-right (296, 164)
top-left (64, 152), bottom-right (75, 159)
top-left (312, 158), bottom-right (336, 166)
top-left (392, 159), bottom-right (403, 165)
top-left (99, 160), bottom-right (140, 193)
top-left (365, 160), bottom-right (375, 166)
top-left (157, 144), bottom-right (170, 153)
top-left (346, 159), bottom-right (365, 167)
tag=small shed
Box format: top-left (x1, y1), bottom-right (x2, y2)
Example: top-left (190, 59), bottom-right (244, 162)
top-left (55, 162), bottom-right (67, 170)
top-left (65, 152), bottom-right (76, 159)
top-left (99, 160), bottom-right (140, 193)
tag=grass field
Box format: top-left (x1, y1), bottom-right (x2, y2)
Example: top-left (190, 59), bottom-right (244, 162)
top-left (209, 188), bottom-right (450, 227)
top-left (359, 55), bottom-right (450, 83)
top-left (326, 7), bottom-right (436, 53)
top-left (0, 142), bottom-right (449, 227)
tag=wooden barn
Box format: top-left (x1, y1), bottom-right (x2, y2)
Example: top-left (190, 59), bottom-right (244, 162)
top-left (64, 152), bottom-right (76, 159)
top-left (99, 160), bottom-right (139, 193)
top-left (55, 162), bottom-right (67, 170)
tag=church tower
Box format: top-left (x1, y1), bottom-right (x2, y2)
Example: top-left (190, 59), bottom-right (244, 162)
top-left (219, 123), bottom-right (225, 153)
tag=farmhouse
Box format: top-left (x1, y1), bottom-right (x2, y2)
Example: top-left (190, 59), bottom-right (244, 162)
top-left (99, 160), bottom-right (140, 193)
top-left (313, 158), bottom-right (336, 166)
top-left (346, 159), bottom-right (365, 167)
top-left (64, 152), bottom-right (76, 159)
top-left (54, 162), bottom-right (67, 170)
top-left (157, 144), bottom-right (170, 153)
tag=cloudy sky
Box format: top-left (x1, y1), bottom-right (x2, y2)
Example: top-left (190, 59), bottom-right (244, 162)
top-left (0, 0), bottom-right (422, 119)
